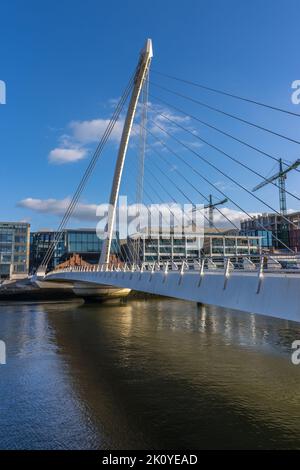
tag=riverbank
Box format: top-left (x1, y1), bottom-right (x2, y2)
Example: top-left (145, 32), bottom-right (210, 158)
top-left (0, 278), bottom-right (77, 301)
top-left (0, 278), bottom-right (165, 303)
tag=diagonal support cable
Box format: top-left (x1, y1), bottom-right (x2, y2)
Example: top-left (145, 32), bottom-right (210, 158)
top-left (152, 110), bottom-right (300, 203)
top-left (150, 81), bottom-right (300, 146)
top-left (151, 69), bottom-right (300, 118)
top-left (39, 74), bottom-right (135, 272)
top-left (145, 125), bottom-right (295, 253)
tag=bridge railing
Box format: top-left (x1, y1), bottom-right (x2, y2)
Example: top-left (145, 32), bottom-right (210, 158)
top-left (46, 253), bottom-right (300, 277)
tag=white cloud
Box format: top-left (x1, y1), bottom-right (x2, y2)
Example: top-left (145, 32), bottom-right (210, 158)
top-left (212, 207), bottom-right (260, 228)
top-left (69, 118), bottom-right (125, 144)
top-left (47, 115), bottom-right (126, 166)
top-left (18, 194), bottom-right (259, 230)
top-left (48, 147), bottom-right (87, 164)
top-left (18, 197), bottom-right (99, 222)
top-left (47, 98), bottom-right (198, 165)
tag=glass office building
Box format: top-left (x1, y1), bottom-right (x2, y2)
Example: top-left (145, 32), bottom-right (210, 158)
top-left (66, 230), bottom-right (102, 255)
top-left (29, 231), bottom-right (65, 272)
top-left (240, 213), bottom-right (290, 249)
top-left (30, 228), bottom-right (119, 272)
top-left (0, 222), bottom-right (30, 280)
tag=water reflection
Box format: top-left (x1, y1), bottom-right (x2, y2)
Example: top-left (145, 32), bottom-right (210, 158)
top-left (0, 299), bottom-right (300, 449)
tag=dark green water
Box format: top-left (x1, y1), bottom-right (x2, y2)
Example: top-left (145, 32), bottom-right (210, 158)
top-left (0, 298), bottom-right (300, 449)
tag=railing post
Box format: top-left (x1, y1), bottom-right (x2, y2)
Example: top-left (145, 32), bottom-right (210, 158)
top-left (223, 258), bottom-right (233, 290)
top-left (149, 263), bottom-right (155, 282)
top-left (256, 255), bottom-right (264, 294)
top-left (197, 258), bottom-right (205, 287)
top-left (130, 263), bottom-right (135, 280)
top-left (163, 262), bottom-right (168, 283)
top-left (178, 260), bottom-right (188, 285)
top-left (122, 263), bottom-right (128, 278)
top-left (171, 261), bottom-right (178, 271)
top-left (139, 263), bottom-right (144, 280)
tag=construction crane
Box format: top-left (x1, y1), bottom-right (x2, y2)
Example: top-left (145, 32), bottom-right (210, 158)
top-left (206, 195), bottom-right (228, 228)
top-left (192, 195), bottom-right (228, 228)
top-left (252, 158), bottom-right (300, 215)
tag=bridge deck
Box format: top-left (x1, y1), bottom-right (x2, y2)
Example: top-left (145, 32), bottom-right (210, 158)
top-left (45, 269), bottom-right (300, 323)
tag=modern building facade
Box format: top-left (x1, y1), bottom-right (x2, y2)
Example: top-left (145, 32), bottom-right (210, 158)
top-left (239, 229), bottom-right (273, 249)
top-left (0, 222), bottom-right (30, 280)
top-left (123, 229), bottom-right (262, 265)
top-left (30, 228), bottom-right (119, 272)
top-left (286, 211), bottom-right (300, 252)
top-left (203, 234), bottom-right (262, 258)
top-left (124, 232), bottom-right (203, 264)
top-left (29, 231), bottom-right (65, 272)
top-left (240, 211), bottom-right (300, 251)
top-left (241, 213), bottom-right (287, 249)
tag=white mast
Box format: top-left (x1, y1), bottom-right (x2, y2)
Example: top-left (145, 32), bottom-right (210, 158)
top-left (99, 39), bottom-right (153, 266)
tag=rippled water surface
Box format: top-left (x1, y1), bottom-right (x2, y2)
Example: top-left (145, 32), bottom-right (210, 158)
top-left (0, 298), bottom-right (300, 449)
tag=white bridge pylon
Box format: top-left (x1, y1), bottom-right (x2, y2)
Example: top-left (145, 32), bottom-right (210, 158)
top-left (99, 38), bottom-right (153, 266)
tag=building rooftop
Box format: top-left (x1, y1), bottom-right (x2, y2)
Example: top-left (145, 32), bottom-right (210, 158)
top-left (0, 221), bottom-right (30, 227)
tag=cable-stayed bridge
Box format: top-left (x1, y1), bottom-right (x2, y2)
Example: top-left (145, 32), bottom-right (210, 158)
top-left (37, 39), bottom-right (300, 322)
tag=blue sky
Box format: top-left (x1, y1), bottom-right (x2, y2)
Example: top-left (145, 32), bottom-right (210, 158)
top-left (1, 0), bottom-right (300, 231)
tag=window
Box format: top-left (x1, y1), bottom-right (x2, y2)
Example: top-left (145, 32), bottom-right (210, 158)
top-left (173, 247), bottom-right (185, 253)
top-left (187, 250), bottom-right (199, 255)
top-left (159, 238), bottom-right (172, 245)
top-left (212, 238), bottom-right (223, 247)
top-left (173, 238), bottom-right (184, 245)
top-left (15, 264), bottom-right (26, 273)
top-left (14, 245), bottom-right (26, 253)
top-left (0, 233), bottom-right (13, 243)
top-left (14, 255), bottom-right (26, 263)
top-left (0, 264), bottom-right (10, 275)
top-left (160, 247), bottom-right (171, 253)
top-left (15, 236), bottom-right (26, 244)
top-left (0, 244), bottom-right (12, 253)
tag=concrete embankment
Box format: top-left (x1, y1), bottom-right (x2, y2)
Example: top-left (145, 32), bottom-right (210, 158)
top-left (0, 278), bottom-right (77, 302)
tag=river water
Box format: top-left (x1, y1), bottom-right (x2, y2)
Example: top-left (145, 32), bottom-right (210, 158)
top-left (0, 298), bottom-right (300, 450)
